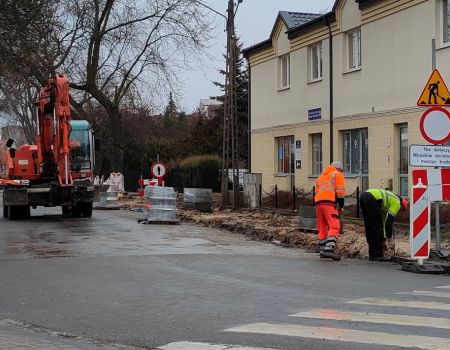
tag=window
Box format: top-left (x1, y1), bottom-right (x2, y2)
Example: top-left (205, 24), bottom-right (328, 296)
top-left (311, 133), bottom-right (322, 175)
top-left (347, 28), bottom-right (361, 70)
top-left (444, 0), bottom-right (450, 43)
top-left (343, 128), bottom-right (368, 176)
top-left (279, 55), bottom-right (290, 89)
top-left (276, 136), bottom-right (294, 174)
top-left (310, 42), bottom-right (322, 80)
top-left (399, 125), bottom-right (408, 197)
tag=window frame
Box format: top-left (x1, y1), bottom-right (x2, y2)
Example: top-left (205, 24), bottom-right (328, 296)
top-left (444, 0), bottom-right (450, 44)
top-left (399, 124), bottom-right (409, 197)
top-left (309, 42), bottom-right (323, 81)
top-left (311, 133), bottom-right (323, 176)
top-left (279, 54), bottom-right (290, 90)
top-left (343, 128), bottom-right (368, 176)
top-left (346, 28), bottom-right (361, 71)
top-left (276, 136), bottom-right (295, 175)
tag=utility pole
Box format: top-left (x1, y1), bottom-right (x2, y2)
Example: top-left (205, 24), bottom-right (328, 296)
top-left (193, 0), bottom-right (242, 209)
top-left (221, 0), bottom-right (241, 209)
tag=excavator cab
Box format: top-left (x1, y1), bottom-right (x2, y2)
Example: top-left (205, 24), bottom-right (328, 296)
top-left (70, 120), bottom-right (95, 180)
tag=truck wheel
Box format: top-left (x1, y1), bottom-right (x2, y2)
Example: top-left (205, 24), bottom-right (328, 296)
top-left (71, 203), bottom-right (82, 218)
top-left (8, 206), bottom-right (18, 220)
top-left (23, 206), bottom-right (31, 219)
top-left (3, 206), bottom-right (8, 218)
top-left (81, 202), bottom-right (93, 218)
top-left (62, 205), bottom-right (72, 215)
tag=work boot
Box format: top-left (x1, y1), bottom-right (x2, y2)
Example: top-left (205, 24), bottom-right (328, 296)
top-left (369, 256), bottom-right (388, 262)
top-left (324, 236), bottom-right (337, 252)
top-left (318, 239), bottom-right (327, 254)
top-left (320, 237), bottom-right (341, 260)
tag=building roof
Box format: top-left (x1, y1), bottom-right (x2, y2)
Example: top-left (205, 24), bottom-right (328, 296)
top-left (355, 0), bottom-right (381, 9)
top-left (279, 11), bottom-right (321, 30)
top-left (243, 0), bottom-right (383, 58)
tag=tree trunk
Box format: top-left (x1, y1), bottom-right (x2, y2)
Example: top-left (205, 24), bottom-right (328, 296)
top-left (108, 106), bottom-right (124, 173)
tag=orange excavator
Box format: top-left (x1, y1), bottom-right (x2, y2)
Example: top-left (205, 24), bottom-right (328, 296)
top-left (0, 74), bottom-right (95, 219)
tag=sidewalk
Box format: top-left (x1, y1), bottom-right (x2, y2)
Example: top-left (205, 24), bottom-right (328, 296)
top-left (0, 319), bottom-right (141, 350)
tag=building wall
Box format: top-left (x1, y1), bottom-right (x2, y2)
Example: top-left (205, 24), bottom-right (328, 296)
top-left (248, 0), bottom-right (450, 196)
top-left (252, 110), bottom-right (422, 194)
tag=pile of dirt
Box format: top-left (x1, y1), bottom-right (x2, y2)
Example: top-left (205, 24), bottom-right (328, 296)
top-left (179, 208), bottom-right (450, 260)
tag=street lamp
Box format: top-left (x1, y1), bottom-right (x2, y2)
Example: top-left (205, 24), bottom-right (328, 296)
top-left (193, 0), bottom-right (244, 208)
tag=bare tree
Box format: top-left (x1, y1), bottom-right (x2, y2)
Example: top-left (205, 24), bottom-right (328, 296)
top-left (66, 0), bottom-right (212, 171)
top-left (0, 75), bottom-right (38, 144)
top-left (1, 0), bottom-right (213, 172)
top-left (0, 0), bottom-right (90, 135)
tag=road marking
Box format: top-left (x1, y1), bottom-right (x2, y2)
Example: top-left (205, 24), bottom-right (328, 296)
top-left (436, 285), bottom-right (450, 289)
top-left (157, 342), bottom-right (276, 350)
top-left (347, 298), bottom-right (450, 310)
top-left (225, 323), bottom-right (450, 350)
top-left (397, 290), bottom-right (450, 299)
top-left (290, 309), bottom-right (450, 329)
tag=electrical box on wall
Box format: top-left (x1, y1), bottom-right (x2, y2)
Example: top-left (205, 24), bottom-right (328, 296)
top-left (381, 178), bottom-right (393, 190)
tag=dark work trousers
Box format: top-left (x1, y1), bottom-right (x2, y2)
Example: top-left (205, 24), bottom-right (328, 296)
top-left (360, 192), bottom-right (384, 259)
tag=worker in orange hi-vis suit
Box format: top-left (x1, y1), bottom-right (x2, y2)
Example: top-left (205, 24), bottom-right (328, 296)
top-left (314, 161), bottom-right (346, 260)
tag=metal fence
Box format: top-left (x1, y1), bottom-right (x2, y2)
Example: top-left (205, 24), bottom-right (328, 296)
top-left (258, 185), bottom-right (362, 218)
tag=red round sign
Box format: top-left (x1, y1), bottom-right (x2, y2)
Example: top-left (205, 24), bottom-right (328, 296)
top-left (419, 107), bottom-right (450, 145)
top-left (150, 162), bottom-right (167, 179)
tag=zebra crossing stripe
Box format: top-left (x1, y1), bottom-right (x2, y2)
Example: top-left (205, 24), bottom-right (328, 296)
top-left (156, 342), bottom-right (276, 350)
top-left (225, 323), bottom-right (450, 350)
top-left (397, 290), bottom-right (450, 299)
top-left (436, 285), bottom-right (450, 289)
top-left (347, 298), bottom-right (450, 310)
top-left (289, 309), bottom-right (450, 329)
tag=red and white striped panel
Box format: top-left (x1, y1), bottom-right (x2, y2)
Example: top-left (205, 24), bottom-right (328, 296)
top-left (412, 169), bottom-right (450, 202)
top-left (410, 183), bottom-right (430, 259)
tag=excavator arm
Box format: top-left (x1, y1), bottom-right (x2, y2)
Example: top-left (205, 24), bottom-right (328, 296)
top-left (36, 74), bottom-right (73, 186)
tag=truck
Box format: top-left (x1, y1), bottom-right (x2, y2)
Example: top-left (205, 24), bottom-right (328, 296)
top-left (0, 74), bottom-right (95, 219)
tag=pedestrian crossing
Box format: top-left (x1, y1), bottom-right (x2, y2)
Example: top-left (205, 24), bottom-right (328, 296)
top-left (224, 284), bottom-right (450, 350)
top-left (347, 297), bottom-right (450, 310)
top-left (156, 342), bottom-right (275, 350)
top-left (226, 323), bottom-right (449, 350)
top-left (396, 290), bottom-right (450, 298)
top-left (437, 285), bottom-right (450, 289)
top-left (290, 309), bottom-right (450, 329)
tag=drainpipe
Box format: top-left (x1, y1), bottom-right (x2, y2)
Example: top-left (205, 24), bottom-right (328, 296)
top-left (324, 16), bottom-right (334, 163)
top-left (246, 58), bottom-right (251, 172)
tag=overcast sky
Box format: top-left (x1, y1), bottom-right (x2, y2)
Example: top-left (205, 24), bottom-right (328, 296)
top-left (178, 0), bottom-right (335, 112)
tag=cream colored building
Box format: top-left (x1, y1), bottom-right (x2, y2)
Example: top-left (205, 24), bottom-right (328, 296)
top-left (243, 0), bottom-right (450, 197)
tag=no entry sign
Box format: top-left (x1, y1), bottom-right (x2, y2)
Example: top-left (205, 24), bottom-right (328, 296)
top-left (419, 107), bottom-right (450, 144)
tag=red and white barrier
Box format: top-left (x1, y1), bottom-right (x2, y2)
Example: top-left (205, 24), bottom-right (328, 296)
top-left (410, 179), bottom-right (431, 261)
top-left (412, 169), bottom-right (450, 201)
top-left (138, 178), bottom-right (158, 196)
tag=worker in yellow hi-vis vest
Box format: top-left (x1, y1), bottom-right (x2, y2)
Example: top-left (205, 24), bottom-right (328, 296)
top-left (359, 189), bottom-right (408, 261)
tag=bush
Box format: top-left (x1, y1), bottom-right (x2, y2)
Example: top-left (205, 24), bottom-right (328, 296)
top-left (178, 154), bottom-right (221, 191)
top-left (179, 154), bottom-right (221, 170)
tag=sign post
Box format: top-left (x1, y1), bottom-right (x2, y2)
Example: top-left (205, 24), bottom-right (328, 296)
top-left (403, 70), bottom-right (450, 273)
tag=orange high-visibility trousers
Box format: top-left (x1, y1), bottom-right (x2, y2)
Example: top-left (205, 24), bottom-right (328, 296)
top-left (316, 203), bottom-right (340, 240)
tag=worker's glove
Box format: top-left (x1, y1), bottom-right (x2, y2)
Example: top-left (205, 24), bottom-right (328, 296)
top-left (383, 239), bottom-right (395, 260)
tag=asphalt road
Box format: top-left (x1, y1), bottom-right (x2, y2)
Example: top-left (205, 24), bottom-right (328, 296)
top-left (0, 207), bottom-right (449, 350)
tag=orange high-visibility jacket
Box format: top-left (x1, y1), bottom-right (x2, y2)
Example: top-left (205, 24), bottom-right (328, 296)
top-left (314, 165), bottom-right (346, 205)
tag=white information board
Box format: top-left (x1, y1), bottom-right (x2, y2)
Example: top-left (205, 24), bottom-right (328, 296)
top-left (409, 144), bottom-right (450, 167)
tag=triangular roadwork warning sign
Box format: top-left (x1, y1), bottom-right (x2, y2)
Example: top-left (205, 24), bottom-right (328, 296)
top-left (417, 69), bottom-right (450, 106)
